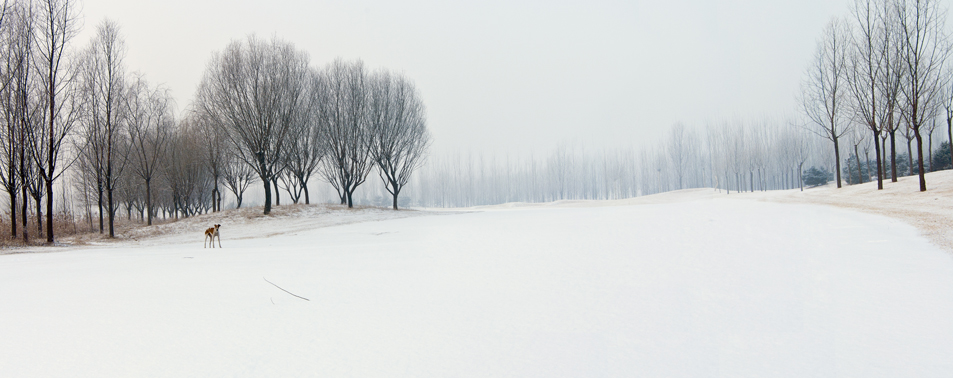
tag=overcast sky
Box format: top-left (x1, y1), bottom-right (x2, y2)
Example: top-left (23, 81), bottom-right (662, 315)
top-left (78, 0), bottom-right (850, 155)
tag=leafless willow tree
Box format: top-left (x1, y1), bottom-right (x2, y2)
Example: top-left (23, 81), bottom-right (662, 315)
top-left (196, 35), bottom-right (309, 215)
top-left (896, 0), bottom-right (949, 191)
top-left (318, 59), bottom-right (375, 208)
top-left (802, 18), bottom-right (852, 189)
top-left (367, 71), bottom-right (430, 210)
top-left (221, 151), bottom-right (256, 208)
top-left (278, 68), bottom-right (324, 204)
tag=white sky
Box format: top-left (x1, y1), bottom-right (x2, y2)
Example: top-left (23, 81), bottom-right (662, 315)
top-left (77, 0), bottom-right (851, 155)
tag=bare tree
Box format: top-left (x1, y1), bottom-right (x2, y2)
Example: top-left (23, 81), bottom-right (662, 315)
top-left (76, 51), bottom-right (105, 233)
top-left (126, 74), bottom-right (171, 225)
top-left (802, 18), bottom-right (852, 188)
top-left (196, 35), bottom-right (309, 215)
top-left (943, 67), bottom-right (953, 168)
top-left (162, 120), bottom-right (208, 218)
top-left (81, 19), bottom-right (128, 237)
top-left (665, 122), bottom-right (689, 190)
top-left (221, 151), bottom-right (256, 208)
top-left (318, 59), bottom-right (375, 208)
top-left (847, 0), bottom-right (888, 189)
top-left (848, 121), bottom-right (869, 183)
top-left (33, 0), bottom-right (80, 243)
top-left (789, 121), bottom-right (814, 191)
top-left (902, 116), bottom-right (916, 174)
top-left (278, 68), bottom-right (325, 205)
top-left (925, 114), bottom-right (939, 170)
top-left (0, 2), bottom-right (32, 239)
top-left (368, 70), bottom-right (431, 210)
top-left (749, 120), bottom-right (768, 191)
top-left (874, 0), bottom-right (905, 183)
top-left (194, 111), bottom-right (224, 212)
top-left (896, 0), bottom-right (949, 191)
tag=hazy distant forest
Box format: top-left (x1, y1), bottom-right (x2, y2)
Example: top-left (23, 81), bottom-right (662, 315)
top-left (0, 0), bottom-right (952, 244)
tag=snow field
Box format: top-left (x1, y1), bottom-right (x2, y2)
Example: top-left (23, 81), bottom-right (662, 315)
top-left (1, 196), bottom-right (952, 377)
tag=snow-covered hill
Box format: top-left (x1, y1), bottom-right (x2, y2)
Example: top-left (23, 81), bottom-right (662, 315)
top-left (1, 173), bottom-right (952, 377)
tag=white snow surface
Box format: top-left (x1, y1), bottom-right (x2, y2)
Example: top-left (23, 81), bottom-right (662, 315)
top-left (2, 190), bottom-right (953, 377)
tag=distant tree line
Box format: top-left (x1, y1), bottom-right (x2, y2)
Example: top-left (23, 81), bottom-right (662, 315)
top-left (404, 0), bottom-right (953, 207)
top-left (403, 119), bottom-right (834, 208)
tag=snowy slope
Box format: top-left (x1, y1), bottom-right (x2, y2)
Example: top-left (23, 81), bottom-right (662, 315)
top-left (1, 194), bottom-right (952, 377)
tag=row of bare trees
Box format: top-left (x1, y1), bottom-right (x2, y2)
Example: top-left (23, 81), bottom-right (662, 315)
top-left (195, 37), bottom-right (431, 214)
top-left (0, 0), bottom-right (80, 243)
top-left (0, 2), bottom-right (431, 243)
top-left (802, 0), bottom-right (951, 192)
top-left (404, 120), bottom-right (832, 208)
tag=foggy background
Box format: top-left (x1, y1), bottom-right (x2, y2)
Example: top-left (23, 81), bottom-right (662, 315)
top-left (78, 0), bottom-right (848, 156)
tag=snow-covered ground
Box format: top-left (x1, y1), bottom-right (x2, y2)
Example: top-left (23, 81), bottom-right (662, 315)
top-left (2, 174), bottom-right (953, 377)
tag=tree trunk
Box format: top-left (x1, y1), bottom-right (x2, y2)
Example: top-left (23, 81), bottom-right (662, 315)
top-left (36, 194), bottom-right (42, 237)
top-left (47, 77), bottom-right (55, 244)
top-left (855, 144), bottom-right (863, 184)
top-left (21, 184), bottom-right (27, 243)
top-left (303, 184), bottom-right (310, 205)
top-left (9, 186), bottom-right (15, 238)
top-left (907, 138), bottom-right (914, 176)
top-left (846, 155), bottom-right (853, 185)
top-left (211, 188), bottom-right (217, 212)
top-left (97, 183), bottom-right (104, 234)
top-left (262, 178), bottom-right (272, 215)
top-left (391, 180), bottom-right (400, 210)
top-left (257, 151), bottom-right (271, 215)
top-left (107, 187), bottom-right (114, 238)
top-left (882, 134), bottom-right (888, 180)
top-left (915, 129), bottom-right (927, 191)
top-left (928, 133), bottom-right (934, 172)
top-left (864, 150), bottom-right (871, 183)
top-left (146, 178), bottom-right (152, 226)
top-left (889, 130), bottom-right (898, 182)
top-left (798, 163), bottom-right (804, 191)
top-left (833, 136), bottom-right (842, 188)
top-left (948, 114), bottom-right (952, 169)
top-left (874, 132), bottom-right (883, 190)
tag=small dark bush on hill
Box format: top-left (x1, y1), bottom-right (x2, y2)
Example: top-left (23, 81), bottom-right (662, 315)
top-left (803, 166), bottom-right (832, 187)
